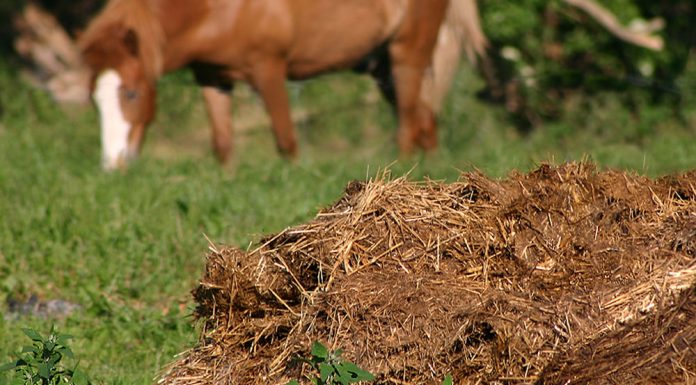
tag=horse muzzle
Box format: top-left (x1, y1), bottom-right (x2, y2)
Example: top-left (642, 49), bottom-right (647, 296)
top-left (102, 146), bottom-right (138, 171)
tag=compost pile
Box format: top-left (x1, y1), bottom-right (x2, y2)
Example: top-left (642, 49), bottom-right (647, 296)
top-left (159, 163), bottom-right (696, 385)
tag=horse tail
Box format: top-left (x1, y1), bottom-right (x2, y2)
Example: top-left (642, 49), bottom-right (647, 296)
top-left (446, 0), bottom-right (488, 64)
top-left (420, 0), bottom-right (488, 113)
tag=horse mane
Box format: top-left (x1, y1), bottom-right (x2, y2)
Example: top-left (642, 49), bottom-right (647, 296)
top-left (79, 0), bottom-right (165, 81)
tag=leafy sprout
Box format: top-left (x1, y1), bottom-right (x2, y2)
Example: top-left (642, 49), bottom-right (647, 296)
top-left (287, 341), bottom-right (374, 385)
top-left (0, 326), bottom-right (90, 385)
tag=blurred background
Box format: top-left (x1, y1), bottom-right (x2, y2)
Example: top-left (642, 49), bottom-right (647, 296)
top-left (0, 1), bottom-right (694, 384)
top-left (3, 0), bottom-right (696, 128)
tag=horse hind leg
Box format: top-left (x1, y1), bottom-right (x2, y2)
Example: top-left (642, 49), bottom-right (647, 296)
top-left (388, 3), bottom-right (447, 154)
top-left (250, 59), bottom-right (297, 158)
top-left (194, 65), bottom-right (235, 163)
top-left (202, 86), bottom-right (234, 163)
top-left (416, 97), bottom-right (437, 150)
top-left (364, 45), bottom-right (437, 151)
top-left (416, 27), bottom-right (462, 151)
top-left (419, 0), bottom-right (488, 150)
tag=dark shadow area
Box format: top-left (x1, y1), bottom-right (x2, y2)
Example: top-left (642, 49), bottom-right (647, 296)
top-left (0, 0), bottom-right (105, 55)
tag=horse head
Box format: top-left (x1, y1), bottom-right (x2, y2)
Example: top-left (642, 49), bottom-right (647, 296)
top-left (79, 0), bottom-right (163, 170)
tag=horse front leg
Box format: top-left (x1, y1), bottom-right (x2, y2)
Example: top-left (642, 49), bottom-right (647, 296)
top-left (250, 60), bottom-right (297, 158)
top-left (389, 58), bottom-right (434, 154)
top-left (389, 2), bottom-right (447, 154)
top-left (202, 86), bottom-right (234, 163)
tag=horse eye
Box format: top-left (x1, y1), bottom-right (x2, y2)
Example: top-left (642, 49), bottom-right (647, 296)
top-left (122, 88), bottom-right (139, 101)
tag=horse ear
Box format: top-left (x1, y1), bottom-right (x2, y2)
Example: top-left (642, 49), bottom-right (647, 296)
top-left (122, 28), bottom-right (139, 57)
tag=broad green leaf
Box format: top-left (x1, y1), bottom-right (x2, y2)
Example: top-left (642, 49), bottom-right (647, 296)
top-left (38, 363), bottom-right (50, 379)
top-left (285, 380), bottom-right (299, 385)
top-left (48, 354), bottom-right (61, 366)
top-left (55, 335), bottom-right (73, 346)
top-left (442, 374), bottom-right (453, 385)
top-left (318, 362), bottom-right (333, 382)
top-left (72, 369), bottom-right (90, 385)
top-left (45, 341), bottom-right (55, 352)
top-left (310, 341), bottom-right (328, 360)
top-left (22, 329), bottom-right (44, 342)
top-left (0, 361), bottom-right (17, 371)
top-left (58, 347), bottom-right (74, 360)
top-left (335, 368), bottom-right (353, 385)
top-left (21, 346), bottom-right (38, 355)
top-left (337, 362), bottom-right (374, 382)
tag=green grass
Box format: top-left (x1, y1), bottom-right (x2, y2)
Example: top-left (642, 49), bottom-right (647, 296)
top-left (1, 60), bottom-right (695, 384)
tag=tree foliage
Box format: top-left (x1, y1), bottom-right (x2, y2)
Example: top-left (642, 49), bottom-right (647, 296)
top-left (480, 0), bottom-right (695, 125)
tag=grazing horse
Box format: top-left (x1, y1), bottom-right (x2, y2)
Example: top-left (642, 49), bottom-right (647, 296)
top-left (80, 0), bottom-right (486, 170)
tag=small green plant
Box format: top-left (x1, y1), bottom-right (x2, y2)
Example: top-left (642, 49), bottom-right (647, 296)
top-left (441, 374), bottom-right (453, 385)
top-left (0, 326), bottom-right (90, 385)
top-left (286, 341), bottom-right (374, 385)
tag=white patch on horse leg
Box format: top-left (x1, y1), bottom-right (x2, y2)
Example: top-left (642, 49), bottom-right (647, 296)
top-left (93, 70), bottom-right (132, 170)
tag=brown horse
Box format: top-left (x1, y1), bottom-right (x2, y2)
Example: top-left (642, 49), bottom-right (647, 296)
top-left (79, 0), bottom-right (486, 169)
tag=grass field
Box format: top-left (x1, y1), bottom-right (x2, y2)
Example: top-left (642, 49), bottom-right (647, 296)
top-left (1, 58), bottom-right (695, 384)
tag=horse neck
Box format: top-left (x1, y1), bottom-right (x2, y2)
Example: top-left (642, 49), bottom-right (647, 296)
top-left (149, 1), bottom-right (219, 72)
top-left (129, 0), bottom-right (166, 81)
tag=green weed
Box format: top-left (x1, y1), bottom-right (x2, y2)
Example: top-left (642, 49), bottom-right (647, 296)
top-left (285, 342), bottom-right (454, 385)
top-left (0, 326), bottom-right (90, 385)
top-left (286, 341), bottom-right (374, 385)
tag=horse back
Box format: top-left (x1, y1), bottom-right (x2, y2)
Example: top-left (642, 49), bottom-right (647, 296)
top-left (96, 0), bottom-right (448, 81)
top-left (281, 0), bottom-right (407, 77)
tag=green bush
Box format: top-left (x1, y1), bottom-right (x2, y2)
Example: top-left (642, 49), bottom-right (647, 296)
top-left (480, 0), bottom-right (695, 126)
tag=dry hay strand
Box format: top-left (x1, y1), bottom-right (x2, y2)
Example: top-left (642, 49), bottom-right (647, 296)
top-left (158, 162), bottom-right (696, 385)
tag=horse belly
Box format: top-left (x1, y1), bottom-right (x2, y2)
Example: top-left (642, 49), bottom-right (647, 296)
top-left (286, 1), bottom-right (401, 78)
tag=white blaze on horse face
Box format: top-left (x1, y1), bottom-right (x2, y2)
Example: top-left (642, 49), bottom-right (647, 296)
top-left (93, 70), bottom-right (132, 170)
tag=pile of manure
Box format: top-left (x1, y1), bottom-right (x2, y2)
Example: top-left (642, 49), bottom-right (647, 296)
top-left (158, 162), bottom-right (696, 385)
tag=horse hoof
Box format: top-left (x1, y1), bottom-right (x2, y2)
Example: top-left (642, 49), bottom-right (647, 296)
top-left (278, 144), bottom-right (298, 160)
top-left (416, 107), bottom-right (438, 151)
top-left (214, 145), bottom-right (232, 164)
top-left (417, 133), bottom-right (438, 151)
